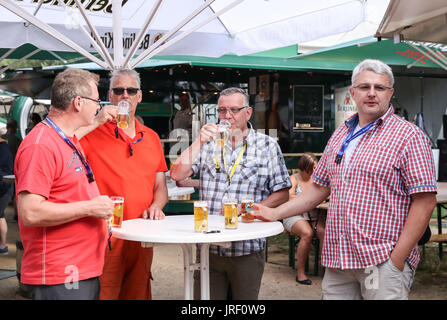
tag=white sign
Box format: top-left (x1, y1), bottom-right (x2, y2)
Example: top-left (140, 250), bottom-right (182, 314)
top-left (334, 86), bottom-right (357, 129)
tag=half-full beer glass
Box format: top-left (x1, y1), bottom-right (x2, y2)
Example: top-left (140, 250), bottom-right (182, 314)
top-left (110, 196), bottom-right (124, 228)
top-left (224, 198), bottom-right (238, 229)
top-left (117, 100), bottom-right (130, 129)
top-left (241, 196), bottom-right (255, 223)
top-left (216, 119), bottom-right (230, 147)
top-left (194, 201), bottom-right (208, 232)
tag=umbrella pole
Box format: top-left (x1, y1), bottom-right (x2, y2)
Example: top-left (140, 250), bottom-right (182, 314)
top-left (113, 0), bottom-right (123, 69)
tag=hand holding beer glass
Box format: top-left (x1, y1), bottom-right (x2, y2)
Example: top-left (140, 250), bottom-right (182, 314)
top-left (241, 196), bottom-right (255, 223)
top-left (194, 201), bottom-right (208, 232)
top-left (110, 196), bottom-right (124, 228)
top-left (117, 100), bottom-right (130, 129)
top-left (224, 198), bottom-right (238, 229)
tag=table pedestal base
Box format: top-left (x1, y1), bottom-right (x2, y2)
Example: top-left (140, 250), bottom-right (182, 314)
top-left (141, 242), bottom-right (230, 300)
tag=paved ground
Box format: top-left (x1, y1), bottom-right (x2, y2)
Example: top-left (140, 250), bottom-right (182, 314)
top-left (1, 204), bottom-right (447, 300)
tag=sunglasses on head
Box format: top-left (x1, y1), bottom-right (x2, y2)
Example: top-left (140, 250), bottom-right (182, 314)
top-left (112, 87), bottom-right (139, 95)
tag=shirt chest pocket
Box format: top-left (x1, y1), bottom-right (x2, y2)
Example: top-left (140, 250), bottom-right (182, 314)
top-left (239, 158), bottom-right (269, 190)
top-left (357, 143), bottom-right (399, 178)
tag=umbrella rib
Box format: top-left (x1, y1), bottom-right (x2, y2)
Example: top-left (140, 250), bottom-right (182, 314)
top-left (408, 42), bottom-right (447, 71)
top-left (0, 48), bottom-right (40, 75)
top-left (0, 0), bottom-right (110, 70)
top-left (207, 3), bottom-right (233, 37)
top-left (24, 0), bottom-right (44, 27)
top-left (0, 47), bottom-right (16, 62)
top-left (130, 0), bottom-right (244, 69)
top-left (122, 0), bottom-right (163, 69)
top-left (67, 0), bottom-right (115, 69)
top-left (46, 51), bottom-right (68, 64)
top-left (419, 43), bottom-right (447, 69)
top-left (129, 0), bottom-right (218, 69)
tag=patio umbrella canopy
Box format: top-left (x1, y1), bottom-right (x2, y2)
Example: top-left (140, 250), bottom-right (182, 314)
top-left (376, 0), bottom-right (447, 44)
top-left (0, 0), bottom-right (390, 70)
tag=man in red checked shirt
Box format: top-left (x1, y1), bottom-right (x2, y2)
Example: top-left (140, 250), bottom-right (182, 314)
top-left (254, 59), bottom-right (437, 300)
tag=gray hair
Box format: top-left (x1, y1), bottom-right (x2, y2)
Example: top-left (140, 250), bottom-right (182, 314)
top-left (51, 68), bottom-right (99, 111)
top-left (351, 59), bottom-right (394, 87)
top-left (109, 68), bottom-right (141, 90)
top-left (218, 87), bottom-right (249, 108)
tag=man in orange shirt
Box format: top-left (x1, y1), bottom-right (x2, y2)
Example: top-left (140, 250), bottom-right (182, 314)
top-left (79, 69), bottom-right (168, 300)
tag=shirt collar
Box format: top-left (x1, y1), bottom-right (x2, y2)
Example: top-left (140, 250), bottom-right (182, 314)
top-left (344, 104), bottom-right (394, 129)
top-left (105, 118), bottom-right (145, 140)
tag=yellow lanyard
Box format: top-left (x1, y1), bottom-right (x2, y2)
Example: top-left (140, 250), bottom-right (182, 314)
top-left (223, 142), bottom-right (247, 182)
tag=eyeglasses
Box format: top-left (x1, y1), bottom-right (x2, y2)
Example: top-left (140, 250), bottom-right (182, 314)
top-left (112, 87), bottom-right (139, 96)
top-left (81, 96), bottom-right (101, 106)
top-left (353, 83), bottom-right (393, 92)
top-left (217, 107), bottom-right (247, 115)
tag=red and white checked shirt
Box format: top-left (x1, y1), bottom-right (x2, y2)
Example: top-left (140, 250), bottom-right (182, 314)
top-left (313, 106), bottom-right (437, 270)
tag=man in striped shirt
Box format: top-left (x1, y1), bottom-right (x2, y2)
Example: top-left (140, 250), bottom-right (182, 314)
top-left (171, 87), bottom-right (291, 300)
top-left (254, 59), bottom-right (437, 300)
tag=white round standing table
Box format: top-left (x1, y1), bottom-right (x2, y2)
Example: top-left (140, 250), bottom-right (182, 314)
top-left (112, 214), bottom-right (283, 300)
top-left (167, 186), bottom-right (195, 197)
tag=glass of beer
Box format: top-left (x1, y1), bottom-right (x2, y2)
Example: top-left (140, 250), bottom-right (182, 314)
top-left (110, 196), bottom-right (124, 228)
top-left (194, 201), bottom-right (208, 233)
top-left (117, 100), bottom-right (130, 129)
top-left (216, 119), bottom-right (230, 147)
top-left (241, 196), bottom-right (255, 223)
top-left (224, 198), bottom-right (238, 229)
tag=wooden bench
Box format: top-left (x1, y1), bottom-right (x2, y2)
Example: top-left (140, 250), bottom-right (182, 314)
top-left (429, 234), bottom-right (447, 243)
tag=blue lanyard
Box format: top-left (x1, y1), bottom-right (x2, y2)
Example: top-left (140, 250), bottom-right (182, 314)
top-left (114, 121), bottom-right (144, 156)
top-left (129, 136), bottom-right (143, 156)
top-left (45, 116), bottom-right (95, 183)
top-left (335, 117), bottom-right (375, 164)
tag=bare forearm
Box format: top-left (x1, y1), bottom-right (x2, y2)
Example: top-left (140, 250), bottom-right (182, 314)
top-left (260, 189), bottom-right (289, 208)
top-left (75, 116), bottom-right (104, 140)
top-left (76, 105), bottom-right (117, 139)
top-left (151, 187), bottom-right (168, 210)
top-left (20, 195), bottom-right (91, 227)
top-left (18, 192), bottom-right (113, 227)
top-left (170, 139), bottom-right (201, 181)
top-left (150, 172), bottom-right (168, 210)
top-left (274, 183), bottom-right (330, 220)
top-left (391, 192), bottom-right (436, 268)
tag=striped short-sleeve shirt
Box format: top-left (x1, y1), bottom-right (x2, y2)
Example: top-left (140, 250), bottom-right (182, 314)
top-left (313, 106), bottom-right (437, 270)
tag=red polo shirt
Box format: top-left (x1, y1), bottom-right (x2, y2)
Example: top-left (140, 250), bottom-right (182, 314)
top-left (15, 123), bottom-right (106, 285)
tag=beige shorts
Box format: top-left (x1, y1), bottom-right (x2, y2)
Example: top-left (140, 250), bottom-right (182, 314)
top-left (282, 209), bottom-right (322, 233)
top-left (322, 258), bottom-right (415, 300)
top-left (282, 213), bottom-right (309, 232)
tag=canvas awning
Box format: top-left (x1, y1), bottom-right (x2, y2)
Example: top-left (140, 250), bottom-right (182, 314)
top-left (375, 0), bottom-right (447, 70)
top-left (289, 37), bottom-right (447, 71)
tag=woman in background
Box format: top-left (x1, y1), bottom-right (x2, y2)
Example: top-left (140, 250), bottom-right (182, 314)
top-left (283, 153), bottom-right (325, 285)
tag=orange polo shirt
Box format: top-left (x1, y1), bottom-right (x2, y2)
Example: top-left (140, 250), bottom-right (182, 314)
top-left (80, 120), bottom-right (168, 221)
